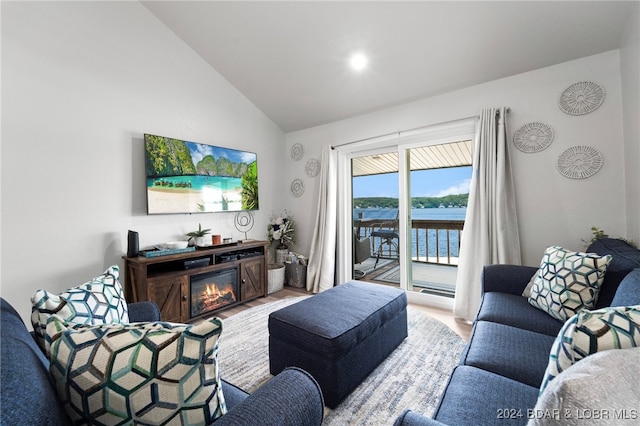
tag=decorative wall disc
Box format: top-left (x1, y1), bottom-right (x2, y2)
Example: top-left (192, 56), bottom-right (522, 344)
top-left (305, 158), bottom-right (320, 177)
top-left (556, 146), bottom-right (603, 179)
top-left (513, 122), bottom-right (554, 153)
top-left (290, 143), bottom-right (304, 161)
top-left (558, 81), bottom-right (605, 116)
top-left (290, 178), bottom-right (305, 197)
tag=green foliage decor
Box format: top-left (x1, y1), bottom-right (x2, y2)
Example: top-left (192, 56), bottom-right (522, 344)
top-left (353, 193), bottom-right (468, 209)
top-left (582, 226), bottom-right (636, 249)
top-left (186, 223), bottom-right (211, 242)
top-left (145, 135), bottom-right (251, 179)
top-left (241, 162), bottom-right (259, 210)
top-left (145, 135), bottom-right (196, 177)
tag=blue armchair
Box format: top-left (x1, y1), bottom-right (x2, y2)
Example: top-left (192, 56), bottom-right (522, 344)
top-left (0, 298), bottom-right (324, 426)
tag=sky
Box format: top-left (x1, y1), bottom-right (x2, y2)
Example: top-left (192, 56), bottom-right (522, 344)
top-left (352, 166), bottom-right (472, 198)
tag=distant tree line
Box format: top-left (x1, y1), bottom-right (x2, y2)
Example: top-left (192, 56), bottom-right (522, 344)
top-left (354, 193), bottom-right (468, 209)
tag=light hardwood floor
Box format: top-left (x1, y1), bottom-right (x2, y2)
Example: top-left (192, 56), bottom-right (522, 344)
top-left (218, 287), bottom-right (472, 341)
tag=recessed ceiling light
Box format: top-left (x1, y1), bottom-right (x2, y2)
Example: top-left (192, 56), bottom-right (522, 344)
top-left (350, 53), bottom-right (368, 71)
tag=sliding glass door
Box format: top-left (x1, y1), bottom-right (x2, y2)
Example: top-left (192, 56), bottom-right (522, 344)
top-left (351, 150), bottom-right (399, 283)
top-left (341, 118), bottom-right (476, 307)
top-left (405, 143), bottom-right (472, 299)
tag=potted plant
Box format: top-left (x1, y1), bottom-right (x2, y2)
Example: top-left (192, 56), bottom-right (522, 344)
top-left (267, 212), bottom-right (295, 249)
top-left (267, 211), bottom-right (295, 264)
top-left (186, 223), bottom-right (211, 247)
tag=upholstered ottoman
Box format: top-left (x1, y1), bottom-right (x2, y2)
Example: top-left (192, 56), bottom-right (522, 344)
top-left (268, 281), bottom-right (408, 408)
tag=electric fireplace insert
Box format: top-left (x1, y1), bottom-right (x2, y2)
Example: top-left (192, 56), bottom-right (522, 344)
top-left (190, 267), bottom-right (238, 318)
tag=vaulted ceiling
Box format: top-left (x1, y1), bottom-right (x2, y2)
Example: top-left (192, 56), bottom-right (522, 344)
top-left (143, 1), bottom-right (636, 133)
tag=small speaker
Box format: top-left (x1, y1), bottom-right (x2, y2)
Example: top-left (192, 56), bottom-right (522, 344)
top-left (127, 230), bottom-right (139, 257)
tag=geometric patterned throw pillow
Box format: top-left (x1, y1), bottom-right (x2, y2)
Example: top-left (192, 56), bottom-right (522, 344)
top-left (31, 265), bottom-right (129, 353)
top-left (539, 305), bottom-right (640, 394)
top-left (528, 246), bottom-right (612, 321)
top-left (47, 316), bottom-right (227, 425)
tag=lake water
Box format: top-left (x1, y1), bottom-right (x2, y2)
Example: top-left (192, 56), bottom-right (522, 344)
top-left (354, 207), bottom-right (466, 221)
top-left (147, 175), bottom-right (241, 192)
top-left (354, 207), bottom-right (466, 259)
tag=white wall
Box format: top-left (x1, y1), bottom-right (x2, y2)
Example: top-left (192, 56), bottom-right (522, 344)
top-left (1, 2), bottom-right (285, 322)
top-left (620, 2), bottom-right (640, 244)
top-left (286, 50), bottom-right (630, 268)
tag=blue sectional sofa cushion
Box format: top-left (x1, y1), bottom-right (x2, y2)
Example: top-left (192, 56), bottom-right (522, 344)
top-left (430, 366), bottom-right (539, 426)
top-left (611, 268), bottom-right (640, 306)
top-left (476, 292), bottom-right (563, 336)
top-left (0, 299), bottom-right (70, 426)
top-left (461, 321), bottom-right (556, 388)
top-left (588, 238), bottom-right (640, 271)
top-left (588, 238), bottom-right (640, 307)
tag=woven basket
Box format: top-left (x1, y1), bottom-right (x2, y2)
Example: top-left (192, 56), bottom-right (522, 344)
top-left (268, 264), bottom-right (285, 294)
top-left (285, 263), bottom-right (307, 288)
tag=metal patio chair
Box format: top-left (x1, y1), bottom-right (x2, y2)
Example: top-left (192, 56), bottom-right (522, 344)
top-left (371, 214), bottom-right (399, 268)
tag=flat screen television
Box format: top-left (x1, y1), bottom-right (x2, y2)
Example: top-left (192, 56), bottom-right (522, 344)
top-left (144, 133), bottom-right (259, 214)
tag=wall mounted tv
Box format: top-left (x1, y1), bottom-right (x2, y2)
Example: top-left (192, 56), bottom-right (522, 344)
top-left (144, 133), bottom-right (259, 214)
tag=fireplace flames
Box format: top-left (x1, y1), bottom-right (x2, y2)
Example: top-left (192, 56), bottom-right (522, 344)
top-left (192, 281), bottom-right (237, 316)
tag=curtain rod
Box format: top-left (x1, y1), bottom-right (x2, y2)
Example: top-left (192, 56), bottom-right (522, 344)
top-left (331, 108), bottom-right (510, 150)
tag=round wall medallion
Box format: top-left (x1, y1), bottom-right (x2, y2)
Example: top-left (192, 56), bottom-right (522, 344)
top-left (291, 143), bottom-right (304, 161)
top-left (556, 146), bottom-right (603, 179)
top-left (558, 81), bottom-right (605, 116)
top-left (305, 158), bottom-right (320, 177)
top-left (513, 122), bottom-right (554, 153)
top-left (290, 178), bottom-right (305, 197)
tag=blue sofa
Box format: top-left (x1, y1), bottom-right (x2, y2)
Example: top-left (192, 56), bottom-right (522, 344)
top-left (396, 238), bottom-right (640, 426)
top-left (0, 298), bottom-right (324, 426)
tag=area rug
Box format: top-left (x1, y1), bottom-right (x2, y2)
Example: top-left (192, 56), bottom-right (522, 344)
top-left (373, 264), bottom-right (401, 283)
top-left (217, 296), bottom-right (466, 425)
top-left (355, 257), bottom-right (395, 275)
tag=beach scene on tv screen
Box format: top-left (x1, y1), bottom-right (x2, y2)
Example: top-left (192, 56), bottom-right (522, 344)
top-left (145, 134), bottom-right (259, 214)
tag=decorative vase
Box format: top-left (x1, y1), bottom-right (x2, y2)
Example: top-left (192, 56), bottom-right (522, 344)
top-left (276, 242), bottom-right (288, 265)
top-left (194, 236), bottom-right (209, 247)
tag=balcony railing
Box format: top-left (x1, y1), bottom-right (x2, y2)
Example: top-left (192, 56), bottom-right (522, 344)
top-left (411, 219), bottom-right (463, 265)
top-left (354, 218), bottom-right (464, 266)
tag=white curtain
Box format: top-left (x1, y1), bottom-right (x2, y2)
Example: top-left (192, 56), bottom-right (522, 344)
top-left (306, 145), bottom-right (338, 293)
top-left (453, 107), bottom-right (521, 321)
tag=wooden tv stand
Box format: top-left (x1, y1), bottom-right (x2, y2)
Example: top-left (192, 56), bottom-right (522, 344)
top-left (123, 240), bottom-right (268, 323)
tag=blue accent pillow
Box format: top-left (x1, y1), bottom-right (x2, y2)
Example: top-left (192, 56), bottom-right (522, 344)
top-left (587, 238), bottom-right (640, 272)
